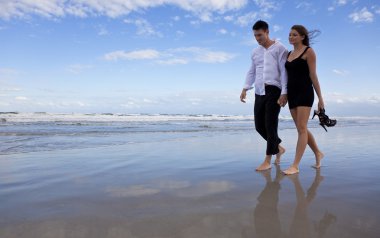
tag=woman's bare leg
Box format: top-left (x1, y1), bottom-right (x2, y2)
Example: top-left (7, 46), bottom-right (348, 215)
top-left (283, 107), bottom-right (311, 175)
top-left (307, 130), bottom-right (324, 168)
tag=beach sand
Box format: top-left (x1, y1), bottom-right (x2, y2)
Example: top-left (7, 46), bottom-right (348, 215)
top-left (1, 125), bottom-right (380, 238)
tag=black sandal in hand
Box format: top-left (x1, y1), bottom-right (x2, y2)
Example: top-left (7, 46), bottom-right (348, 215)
top-left (312, 109), bottom-right (337, 132)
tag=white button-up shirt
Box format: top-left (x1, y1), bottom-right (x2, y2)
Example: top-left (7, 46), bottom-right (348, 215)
top-left (244, 40), bottom-right (288, 95)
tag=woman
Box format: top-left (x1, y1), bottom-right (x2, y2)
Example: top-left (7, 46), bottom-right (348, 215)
top-left (282, 25), bottom-right (325, 175)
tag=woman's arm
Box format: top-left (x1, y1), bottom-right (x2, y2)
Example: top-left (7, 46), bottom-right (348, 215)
top-left (306, 48), bottom-right (325, 110)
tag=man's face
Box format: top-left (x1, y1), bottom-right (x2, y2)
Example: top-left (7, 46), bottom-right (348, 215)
top-left (253, 29), bottom-right (269, 46)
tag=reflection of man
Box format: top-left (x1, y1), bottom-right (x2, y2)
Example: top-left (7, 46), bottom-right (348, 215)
top-left (254, 165), bottom-right (283, 238)
top-left (240, 20), bottom-right (288, 171)
top-left (254, 168), bottom-right (336, 238)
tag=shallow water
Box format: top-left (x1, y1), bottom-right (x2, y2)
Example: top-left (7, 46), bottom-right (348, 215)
top-left (0, 115), bottom-right (380, 237)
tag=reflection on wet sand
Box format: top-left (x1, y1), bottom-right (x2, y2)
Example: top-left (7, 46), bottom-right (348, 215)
top-left (254, 166), bottom-right (337, 238)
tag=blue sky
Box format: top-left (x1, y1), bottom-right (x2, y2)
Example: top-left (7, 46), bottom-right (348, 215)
top-left (1, 0), bottom-right (380, 116)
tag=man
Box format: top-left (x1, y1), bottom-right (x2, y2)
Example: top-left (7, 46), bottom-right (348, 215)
top-left (240, 20), bottom-right (288, 171)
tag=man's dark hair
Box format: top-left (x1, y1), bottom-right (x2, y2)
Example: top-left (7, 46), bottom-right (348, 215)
top-left (252, 20), bottom-right (269, 31)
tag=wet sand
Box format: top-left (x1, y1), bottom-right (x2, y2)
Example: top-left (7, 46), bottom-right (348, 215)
top-left (1, 125), bottom-right (380, 237)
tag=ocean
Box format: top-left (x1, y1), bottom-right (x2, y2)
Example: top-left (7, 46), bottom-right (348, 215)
top-left (1, 112), bottom-right (379, 155)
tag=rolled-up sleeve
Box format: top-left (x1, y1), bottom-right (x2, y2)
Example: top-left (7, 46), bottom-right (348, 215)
top-left (244, 53), bottom-right (256, 90)
top-left (278, 46), bottom-right (288, 95)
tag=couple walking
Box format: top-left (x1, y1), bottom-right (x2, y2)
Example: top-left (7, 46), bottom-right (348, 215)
top-left (240, 20), bottom-right (325, 175)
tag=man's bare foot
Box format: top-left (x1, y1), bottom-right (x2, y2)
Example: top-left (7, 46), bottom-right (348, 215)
top-left (256, 161), bottom-right (272, 171)
top-left (274, 146), bottom-right (286, 165)
top-left (312, 151), bottom-right (324, 169)
top-left (282, 165), bottom-right (299, 175)
top-left (257, 169), bottom-right (271, 182)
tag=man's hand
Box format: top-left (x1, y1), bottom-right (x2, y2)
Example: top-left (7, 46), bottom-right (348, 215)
top-left (240, 89), bottom-right (248, 103)
top-left (277, 94), bottom-right (287, 107)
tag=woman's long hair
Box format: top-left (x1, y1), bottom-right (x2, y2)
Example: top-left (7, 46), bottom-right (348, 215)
top-left (291, 25), bottom-right (320, 46)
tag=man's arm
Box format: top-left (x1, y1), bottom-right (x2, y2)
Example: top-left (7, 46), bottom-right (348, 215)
top-left (241, 53), bottom-right (256, 103)
top-left (278, 46), bottom-right (288, 95)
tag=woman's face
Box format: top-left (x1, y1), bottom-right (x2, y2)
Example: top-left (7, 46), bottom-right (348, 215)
top-left (288, 29), bottom-right (304, 45)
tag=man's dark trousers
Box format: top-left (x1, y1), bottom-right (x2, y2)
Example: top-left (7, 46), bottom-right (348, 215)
top-left (254, 85), bottom-right (282, 155)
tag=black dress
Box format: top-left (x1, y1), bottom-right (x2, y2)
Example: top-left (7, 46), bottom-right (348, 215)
top-left (285, 46), bottom-right (314, 109)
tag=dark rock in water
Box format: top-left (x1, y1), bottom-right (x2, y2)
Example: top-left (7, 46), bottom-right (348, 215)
top-left (1, 118), bottom-right (6, 123)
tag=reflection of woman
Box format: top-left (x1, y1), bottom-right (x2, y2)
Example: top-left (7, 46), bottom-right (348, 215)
top-left (287, 169), bottom-right (337, 238)
top-left (287, 171), bottom-right (322, 238)
top-left (283, 25), bottom-right (325, 175)
top-left (254, 167), bottom-right (336, 238)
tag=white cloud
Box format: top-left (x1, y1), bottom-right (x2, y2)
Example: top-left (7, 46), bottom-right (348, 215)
top-left (372, 6), bottom-right (380, 15)
top-left (296, 1), bottom-right (317, 14)
top-left (195, 50), bottom-right (235, 63)
top-left (156, 58), bottom-right (189, 65)
top-left (368, 96), bottom-right (380, 103)
top-left (176, 30), bottom-right (185, 38)
top-left (332, 69), bottom-right (349, 76)
top-left (254, 0), bottom-right (279, 11)
top-left (124, 18), bottom-right (162, 37)
top-left (328, 0), bottom-right (357, 11)
top-left (234, 0), bottom-right (280, 27)
top-left (0, 68), bottom-right (18, 74)
top-left (236, 12), bottom-right (259, 27)
top-left (67, 64), bottom-right (93, 74)
top-left (224, 15), bottom-right (234, 22)
top-left (170, 0), bottom-right (248, 21)
top-left (104, 49), bottom-right (160, 61)
top-left (104, 47), bottom-right (236, 64)
top-left (218, 28), bottom-right (228, 34)
top-left (188, 98), bottom-right (202, 105)
top-left (325, 92), bottom-right (380, 105)
top-left (0, 0), bottom-right (248, 21)
top-left (15, 96), bottom-right (28, 101)
top-left (0, 68), bottom-right (19, 81)
top-left (96, 25), bottom-right (108, 36)
top-left (198, 12), bottom-right (213, 22)
top-left (328, 6), bottom-right (335, 11)
top-left (0, 0), bottom-right (66, 19)
top-left (0, 87), bottom-right (21, 92)
top-left (169, 47), bottom-right (236, 64)
top-left (337, 0), bottom-right (348, 6)
top-left (273, 24), bottom-right (282, 32)
top-left (235, 2), bottom-right (280, 27)
top-left (349, 7), bottom-right (374, 23)
top-left (120, 100), bottom-right (141, 109)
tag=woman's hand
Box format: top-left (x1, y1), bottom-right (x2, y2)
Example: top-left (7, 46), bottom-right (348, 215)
top-left (318, 98), bottom-right (325, 112)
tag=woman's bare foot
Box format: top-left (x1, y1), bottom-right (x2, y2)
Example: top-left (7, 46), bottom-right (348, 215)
top-left (312, 151), bottom-right (324, 169)
top-left (282, 165), bottom-right (299, 175)
top-left (256, 160), bottom-right (272, 171)
top-left (274, 146), bottom-right (286, 165)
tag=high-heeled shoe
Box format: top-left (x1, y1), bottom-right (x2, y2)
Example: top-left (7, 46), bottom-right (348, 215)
top-left (312, 109), bottom-right (337, 132)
